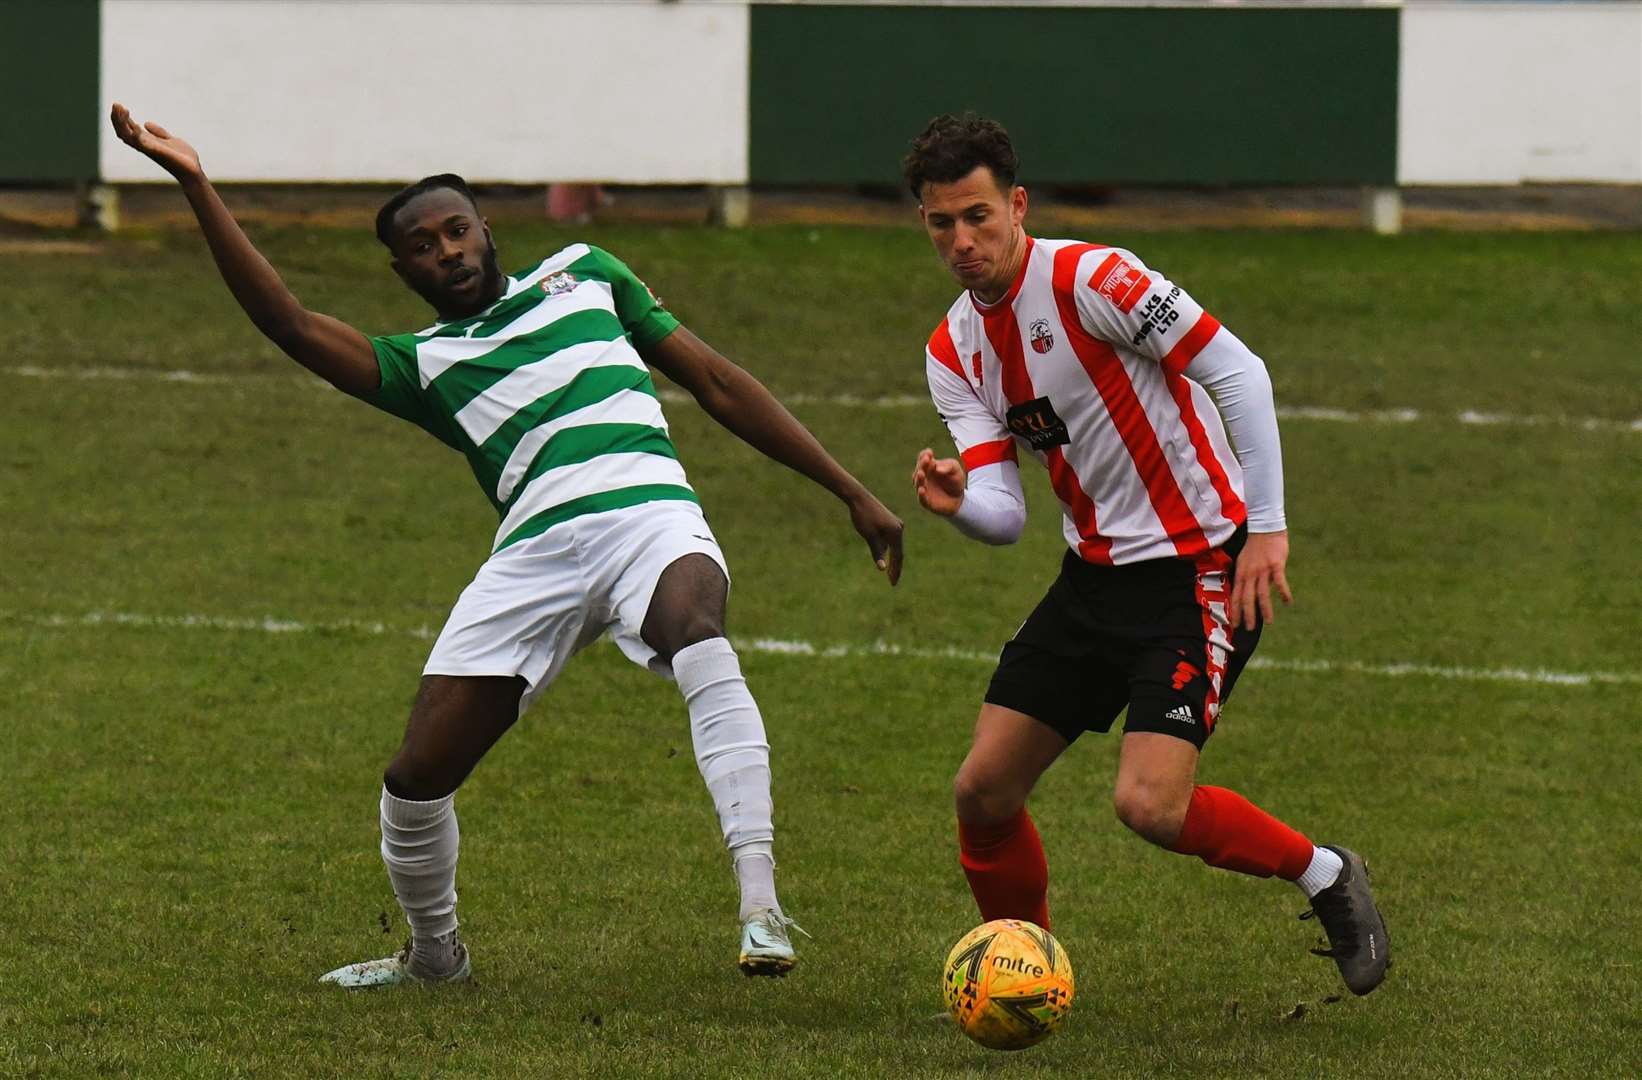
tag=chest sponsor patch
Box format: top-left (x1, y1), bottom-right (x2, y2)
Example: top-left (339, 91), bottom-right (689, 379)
top-left (1006, 396), bottom-right (1071, 451)
top-left (1089, 252), bottom-right (1151, 314)
top-left (540, 271), bottom-right (580, 297)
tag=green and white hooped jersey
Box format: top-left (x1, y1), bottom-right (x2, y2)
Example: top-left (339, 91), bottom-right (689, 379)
top-left (366, 244), bottom-right (691, 553)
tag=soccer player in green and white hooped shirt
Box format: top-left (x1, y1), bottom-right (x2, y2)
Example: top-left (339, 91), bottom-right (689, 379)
top-left (112, 105), bottom-right (906, 986)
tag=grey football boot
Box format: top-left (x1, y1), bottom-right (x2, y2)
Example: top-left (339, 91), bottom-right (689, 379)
top-left (1300, 845), bottom-right (1391, 995)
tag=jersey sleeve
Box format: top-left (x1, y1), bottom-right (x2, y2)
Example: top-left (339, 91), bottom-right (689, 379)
top-left (579, 245), bottom-right (681, 350)
top-left (950, 459), bottom-right (1026, 545)
top-left (362, 333), bottom-right (464, 451)
top-left (1183, 328), bottom-right (1287, 532)
top-left (363, 333), bottom-right (432, 425)
top-left (925, 322), bottom-right (1016, 473)
top-left (1072, 246), bottom-right (1224, 374)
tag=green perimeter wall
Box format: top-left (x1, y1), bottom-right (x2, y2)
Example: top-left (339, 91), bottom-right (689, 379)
top-left (750, 5), bottom-right (1399, 187)
top-left (0, 0), bottom-right (99, 181)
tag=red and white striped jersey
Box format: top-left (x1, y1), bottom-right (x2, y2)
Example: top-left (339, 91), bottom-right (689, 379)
top-left (926, 236), bottom-right (1254, 565)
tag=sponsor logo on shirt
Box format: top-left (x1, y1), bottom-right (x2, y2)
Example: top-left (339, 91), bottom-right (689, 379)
top-left (1131, 287), bottom-right (1183, 347)
top-left (540, 271), bottom-right (580, 297)
top-left (1028, 318), bottom-right (1055, 354)
top-left (1005, 396), bottom-right (1071, 451)
top-left (1090, 252), bottom-right (1151, 314)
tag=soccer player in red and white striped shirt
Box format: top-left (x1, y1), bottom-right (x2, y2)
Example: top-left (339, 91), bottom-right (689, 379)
top-left (906, 114), bottom-right (1389, 996)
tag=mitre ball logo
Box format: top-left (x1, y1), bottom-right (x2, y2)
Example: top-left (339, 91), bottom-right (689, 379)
top-left (1028, 318), bottom-right (1055, 354)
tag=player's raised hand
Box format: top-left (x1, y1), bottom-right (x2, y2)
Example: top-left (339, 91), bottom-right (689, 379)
top-left (849, 491), bottom-right (905, 586)
top-left (1230, 530), bottom-right (1293, 630)
top-left (110, 103), bottom-right (203, 181)
top-left (912, 448), bottom-right (966, 517)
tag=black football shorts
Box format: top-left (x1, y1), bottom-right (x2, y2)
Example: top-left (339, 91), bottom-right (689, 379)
top-left (984, 525), bottom-right (1260, 750)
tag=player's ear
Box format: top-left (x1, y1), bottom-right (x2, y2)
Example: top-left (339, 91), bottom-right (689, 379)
top-left (1011, 185), bottom-right (1028, 225)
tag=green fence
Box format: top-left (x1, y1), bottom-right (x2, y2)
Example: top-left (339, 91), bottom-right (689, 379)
top-left (0, 0), bottom-right (100, 182)
top-left (749, 4), bottom-right (1399, 187)
top-left (0, 2), bottom-right (1401, 188)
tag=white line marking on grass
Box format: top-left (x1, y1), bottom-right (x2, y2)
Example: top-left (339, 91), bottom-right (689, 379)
top-left (4, 364), bottom-right (301, 387)
top-left (6, 363), bottom-right (1636, 432)
top-left (6, 610), bottom-right (1635, 688)
top-left (11, 609), bottom-right (438, 640)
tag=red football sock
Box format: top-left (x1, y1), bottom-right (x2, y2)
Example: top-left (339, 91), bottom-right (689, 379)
top-left (958, 808), bottom-right (1051, 930)
top-left (1168, 785), bottom-right (1314, 881)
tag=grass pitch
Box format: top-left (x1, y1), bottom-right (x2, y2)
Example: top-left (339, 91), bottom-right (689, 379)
top-left (2, 217), bottom-right (1639, 1078)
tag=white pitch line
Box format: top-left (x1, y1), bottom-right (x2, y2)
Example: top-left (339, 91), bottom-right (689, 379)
top-left (3, 364), bottom-right (301, 387)
top-left (3, 610), bottom-right (1634, 689)
top-left (7, 609), bottom-right (439, 640)
top-left (5, 363), bottom-right (1637, 432)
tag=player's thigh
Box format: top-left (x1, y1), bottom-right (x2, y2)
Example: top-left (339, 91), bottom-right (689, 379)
top-left (594, 501), bottom-right (731, 674)
top-left (639, 553), bottom-right (729, 660)
top-left (389, 674), bottom-right (529, 798)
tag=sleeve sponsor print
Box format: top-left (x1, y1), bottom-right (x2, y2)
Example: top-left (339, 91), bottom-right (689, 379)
top-left (1087, 250), bottom-right (1212, 358)
top-left (1088, 251), bottom-right (1151, 314)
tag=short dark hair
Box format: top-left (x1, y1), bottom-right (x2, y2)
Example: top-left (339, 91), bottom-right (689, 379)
top-left (375, 174), bottom-right (482, 248)
top-left (902, 113), bottom-right (1020, 200)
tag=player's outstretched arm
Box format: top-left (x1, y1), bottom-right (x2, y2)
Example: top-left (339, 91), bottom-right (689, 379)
top-left (643, 326), bottom-right (904, 585)
top-left (109, 104), bottom-right (378, 396)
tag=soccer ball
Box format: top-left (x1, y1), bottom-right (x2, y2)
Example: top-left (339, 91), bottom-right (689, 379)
top-left (942, 918), bottom-right (1074, 1050)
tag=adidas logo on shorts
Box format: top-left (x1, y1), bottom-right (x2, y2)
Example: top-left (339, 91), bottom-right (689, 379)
top-left (1164, 704), bottom-right (1197, 725)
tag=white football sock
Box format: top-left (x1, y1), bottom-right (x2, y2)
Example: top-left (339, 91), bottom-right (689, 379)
top-left (1296, 845), bottom-right (1344, 898)
top-left (379, 787), bottom-right (462, 970)
top-left (672, 638), bottom-right (780, 921)
top-left (734, 851), bottom-right (779, 921)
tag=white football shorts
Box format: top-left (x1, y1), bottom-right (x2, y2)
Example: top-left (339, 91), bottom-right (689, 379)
top-left (422, 499), bottom-right (729, 711)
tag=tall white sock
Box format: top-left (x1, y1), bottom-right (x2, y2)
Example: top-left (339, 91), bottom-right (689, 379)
top-left (672, 638), bottom-right (779, 921)
top-left (379, 787), bottom-right (461, 969)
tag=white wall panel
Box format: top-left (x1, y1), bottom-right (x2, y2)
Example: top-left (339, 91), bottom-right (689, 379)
top-left (1400, 2), bottom-right (1642, 183)
top-left (101, 1), bottom-right (749, 183)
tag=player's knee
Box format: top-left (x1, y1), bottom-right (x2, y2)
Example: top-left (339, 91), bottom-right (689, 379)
top-left (383, 752), bottom-right (461, 802)
top-left (954, 767), bottom-right (1024, 826)
top-left (655, 614), bottom-right (726, 664)
top-left (1112, 783), bottom-right (1186, 847)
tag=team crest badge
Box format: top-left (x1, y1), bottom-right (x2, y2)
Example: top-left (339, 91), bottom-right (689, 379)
top-left (540, 271), bottom-right (579, 297)
top-left (1029, 318), bottom-right (1055, 354)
